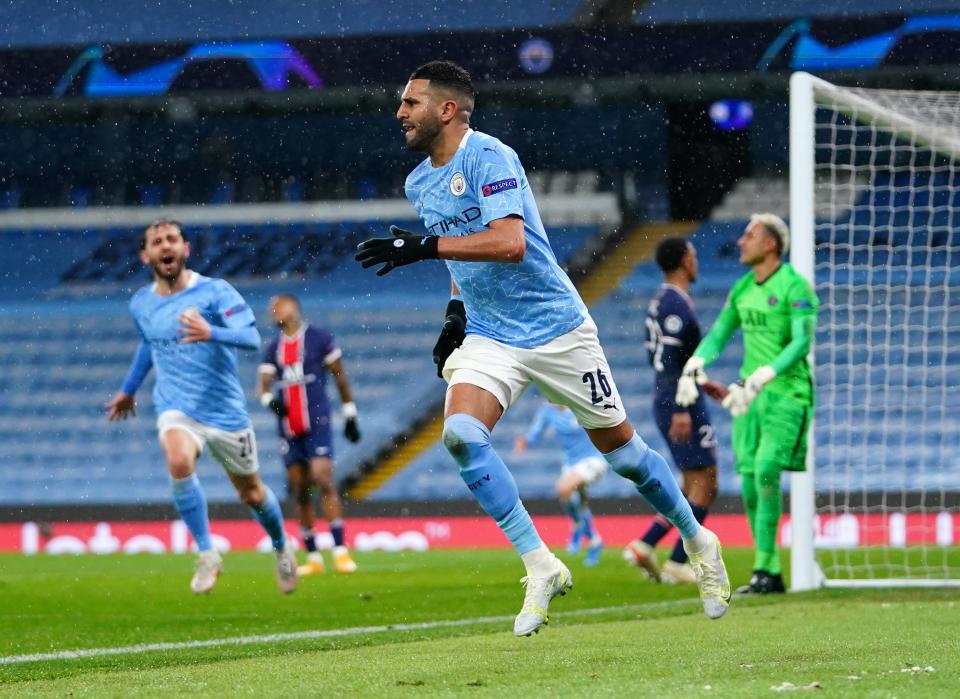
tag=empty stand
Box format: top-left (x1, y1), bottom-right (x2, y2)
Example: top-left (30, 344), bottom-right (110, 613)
top-left (0, 221), bottom-right (599, 504)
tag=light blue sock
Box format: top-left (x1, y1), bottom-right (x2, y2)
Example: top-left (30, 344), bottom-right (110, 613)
top-left (443, 413), bottom-right (542, 555)
top-left (580, 505), bottom-right (596, 540)
top-left (172, 473), bottom-right (212, 552)
top-left (562, 490), bottom-right (582, 527)
top-left (604, 432), bottom-right (700, 540)
top-left (250, 486), bottom-right (286, 551)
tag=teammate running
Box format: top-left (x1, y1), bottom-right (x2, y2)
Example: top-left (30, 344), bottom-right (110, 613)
top-left (257, 294), bottom-right (360, 576)
top-left (513, 402), bottom-right (606, 566)
top-left (355, 60), bottom-right (730, 635)
top-left (676, 214), bottom-right (818, 594)
top-left (624, 237), bottom-right (724, 584)
top-left (105, 220), bottom-right (297, 595)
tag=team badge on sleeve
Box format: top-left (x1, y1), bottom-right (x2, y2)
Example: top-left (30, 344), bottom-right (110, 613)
top-left (450, 172), bottom-right (466, 196)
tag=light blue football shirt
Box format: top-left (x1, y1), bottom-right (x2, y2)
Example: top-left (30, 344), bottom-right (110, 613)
top-left (404, 130), bottom-right (587, 348)
top-left (525, 403), bottom-right (603, 467)
top-left (129, 272), bottom-right (257, 431)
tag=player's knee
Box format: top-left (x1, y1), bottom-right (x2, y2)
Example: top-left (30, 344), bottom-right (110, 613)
top-left (166, 452), bottom-right (194, 479)
top-left (755, 463), bottom-right (782, 497)
top-left (442, 413), bottom-right (491, 468)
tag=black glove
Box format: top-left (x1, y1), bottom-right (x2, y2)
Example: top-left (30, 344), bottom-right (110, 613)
top-left (261, 393), bottom-right (287, 417)
top-left (432, 299), bottom-right (466, 378)
top-left (344, 417), bottom-right (361, 443)
top-left (355, 225), bottom-right (439, 276)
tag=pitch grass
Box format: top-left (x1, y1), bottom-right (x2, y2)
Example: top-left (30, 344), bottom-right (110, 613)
top-left (1, 548), bottom-right (958, 697)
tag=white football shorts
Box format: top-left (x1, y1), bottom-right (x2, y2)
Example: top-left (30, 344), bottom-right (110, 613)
top-left (442, 315), bottom-right (627, 430)
top-left (563, 456), bottom-right (609, 485)
top-left (157, 410), bottom-right (260, 476)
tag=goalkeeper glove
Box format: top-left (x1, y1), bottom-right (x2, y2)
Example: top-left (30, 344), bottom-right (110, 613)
top-left (722, 366), bottom-right (776, 417)
top-left (342, 401), bottom-right (361, 442)
top-left (259, 392), bottom-right (286, 417)
top-left (721, 381), bottom-right (749, 416)
top-left (355, 225), bottom-right (439, 276)
top-left (432, 299), bottom-right (466, 378)
top-left (744, 365), bottom-right (777, 403)
top-left (676, 356), bottom-right (708, 407)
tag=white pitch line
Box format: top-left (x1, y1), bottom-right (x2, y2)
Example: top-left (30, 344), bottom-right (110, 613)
top-left (0, 599), bottom-right (698, 666)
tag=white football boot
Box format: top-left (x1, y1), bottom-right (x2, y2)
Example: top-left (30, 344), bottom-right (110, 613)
top-left (622, 539), bottom-right (662, 582)
top-left (661, 560), bottom-right (697, 585)
top-left (513, 558), bottom-right (573, 637)
top-left (275, 541), bottom-right (299, 594)
top-left (683, 528), bottom-right (731, 619)
top-left (190, 549), bottom-right (223, 594)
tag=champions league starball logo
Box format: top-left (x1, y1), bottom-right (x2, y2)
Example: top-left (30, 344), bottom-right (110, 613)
top-left (450, 172), bottom-right (466, 196)
top-left (518, 38), bottom-right (554, 75)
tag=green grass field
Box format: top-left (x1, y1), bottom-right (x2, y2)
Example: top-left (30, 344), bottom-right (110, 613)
top-left (1, 548), bottom-right (958, 697)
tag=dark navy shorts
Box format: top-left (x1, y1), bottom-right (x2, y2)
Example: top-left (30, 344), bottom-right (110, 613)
top-left (280, 422), bottom-right (333, 468)
top-left (653, 394), bottom-right (717, 471)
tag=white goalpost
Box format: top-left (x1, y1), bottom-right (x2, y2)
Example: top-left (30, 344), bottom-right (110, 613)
top-left (789, 72), bottom-right (960, 589)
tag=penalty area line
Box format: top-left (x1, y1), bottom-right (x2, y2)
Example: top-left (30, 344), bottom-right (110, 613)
top-left (0, 598), bottom-right (699, 666)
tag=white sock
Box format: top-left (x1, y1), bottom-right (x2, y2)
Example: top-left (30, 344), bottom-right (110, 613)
top-left (684, 526), bottom-right (713, 554)
top-left (520, 543), bottom-right (557, 577)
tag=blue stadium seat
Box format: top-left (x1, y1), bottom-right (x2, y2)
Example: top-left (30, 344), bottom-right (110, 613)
top-left (0, 219), bottom-right (601, 504)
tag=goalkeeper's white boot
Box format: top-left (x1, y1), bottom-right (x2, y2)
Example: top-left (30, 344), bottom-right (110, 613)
top-left (683, 528), bottom-right (731, 619)
top-left (622, 539), bottom-right (661, 582)
top-left (513, 558), bottom-right (573, 637)
top-left (275, 541), bottom-right (299, 594)
top-left (190, 549), bottom-right (223, 594)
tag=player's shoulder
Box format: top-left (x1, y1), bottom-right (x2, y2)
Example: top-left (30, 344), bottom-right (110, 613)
top-left (305, 323), bottom-right (334, 342)
top-left (780, 264), bottom-right (819, 302)
top-left (129, 284), bottom-right (154, 312)
top-left (463, 131), bottom-right (517, 164)
top-left (730, 271), bottom-right (756, 296)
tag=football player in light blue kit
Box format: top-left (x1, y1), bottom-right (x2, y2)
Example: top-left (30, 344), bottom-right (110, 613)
top-left (514, 402), bottom-right (606, 565)
top-left (105, 220), bottom-right (297, 595)
top-left (356, 61), bottom-right (730, 635)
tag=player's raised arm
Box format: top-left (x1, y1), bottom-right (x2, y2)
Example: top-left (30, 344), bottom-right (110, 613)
top-left (105, 340), bottom-right (153, 421)
top-left (179, 281), bottom-right (260, 349)
top-left (355, 215), bottom-right (525, 276)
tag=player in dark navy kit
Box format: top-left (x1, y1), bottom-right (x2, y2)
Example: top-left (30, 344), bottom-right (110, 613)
top-left (257, 294), bottom-right (361, 576)
top-left (624, 238), bottom-right (728, 584)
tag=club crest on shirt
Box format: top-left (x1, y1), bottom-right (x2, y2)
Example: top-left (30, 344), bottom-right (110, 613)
top-left (768, 295), bottom-right (779, 306)
top-left (450, 172), bottom-right (467, 196)
top-left (664, 314), bottom-right (683, 334)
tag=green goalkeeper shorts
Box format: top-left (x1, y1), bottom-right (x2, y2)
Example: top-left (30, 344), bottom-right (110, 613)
top-left (732, 390), bottom-right (811, 475)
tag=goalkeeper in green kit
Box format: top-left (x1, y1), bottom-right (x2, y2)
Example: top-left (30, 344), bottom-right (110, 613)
top-left (675, 214), bottom-right (818, 595)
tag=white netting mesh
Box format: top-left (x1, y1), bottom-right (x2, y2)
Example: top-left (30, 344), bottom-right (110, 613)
top-left (812, 83), bottom-right (960, 583)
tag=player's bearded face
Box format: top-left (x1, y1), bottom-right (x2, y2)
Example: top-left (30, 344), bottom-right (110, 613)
top-left (397, 81), bottom-right (443, 152)
top-left (142, 226), bottom-right (189, 281)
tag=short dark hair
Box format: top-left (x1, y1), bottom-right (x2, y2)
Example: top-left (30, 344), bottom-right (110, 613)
top-left (272, 293), bottom-right (301, 309)
top-left (409, 60), bottom-right (475, 107)
top-left (141, 219), bottom-right (186, 249)
top-left (655, 237), bottom-right (691, 273)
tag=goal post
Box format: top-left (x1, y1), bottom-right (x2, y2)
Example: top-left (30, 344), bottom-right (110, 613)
top-left (789, 72), bottom-right (960, 589)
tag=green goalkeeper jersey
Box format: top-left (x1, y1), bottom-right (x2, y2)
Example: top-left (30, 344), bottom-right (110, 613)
top-left (695, 263), bottom-right (819, 404)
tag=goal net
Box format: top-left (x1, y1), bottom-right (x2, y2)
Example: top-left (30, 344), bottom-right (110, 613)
top-left (789, 73), bottom-right (960, 589)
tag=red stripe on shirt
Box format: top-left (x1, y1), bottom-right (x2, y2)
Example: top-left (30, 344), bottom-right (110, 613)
top-left (279, 333), bottom-right (310, 437)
